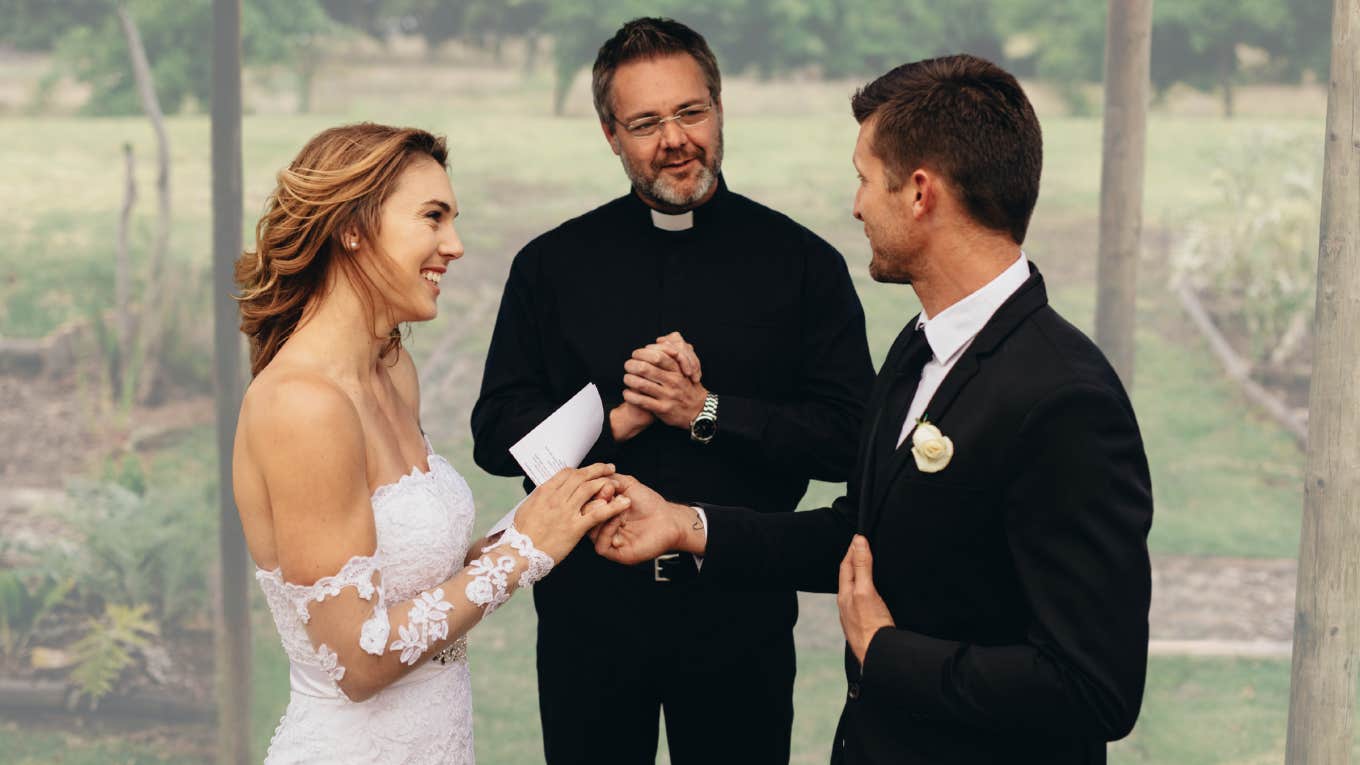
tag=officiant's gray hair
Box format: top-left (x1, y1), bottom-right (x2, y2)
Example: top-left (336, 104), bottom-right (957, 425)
top-left (591, 17), bottom-right (722, 127)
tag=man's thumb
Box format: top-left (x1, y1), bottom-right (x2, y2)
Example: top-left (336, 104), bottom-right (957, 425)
top-left (852, 535), bottom-right (872, 567)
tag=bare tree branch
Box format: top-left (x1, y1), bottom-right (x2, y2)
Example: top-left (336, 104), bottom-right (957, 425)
top-left (116, 3), bottom-right (172, 405)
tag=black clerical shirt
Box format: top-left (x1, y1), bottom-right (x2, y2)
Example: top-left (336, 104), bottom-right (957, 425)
top-left (471, 177), bottom-right (873, 517)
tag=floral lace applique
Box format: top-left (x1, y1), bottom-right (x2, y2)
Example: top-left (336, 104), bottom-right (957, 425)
top-left (316, 644), bottom-right (345, 683)
top-left (287, 554), bottom-right (383, 626)
top-left (465, 554), bottom-right (516, 615)
top-left (359, 604), bottom-right (390, 656)
top-left (389, 588), bottom-right (455, 666)
top-left (491, 525), bottom-right (555, 589)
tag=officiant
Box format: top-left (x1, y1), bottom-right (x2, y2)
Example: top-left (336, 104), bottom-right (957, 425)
top-left (470, 17), bottom-right (873, 765)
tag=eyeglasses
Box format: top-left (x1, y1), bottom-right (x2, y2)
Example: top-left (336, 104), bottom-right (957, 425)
top-left (617, 103), bottom-right (714, 139)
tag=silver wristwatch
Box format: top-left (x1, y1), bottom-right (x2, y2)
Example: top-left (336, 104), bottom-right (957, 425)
top-left (690, 392), bottom-right (719, 444)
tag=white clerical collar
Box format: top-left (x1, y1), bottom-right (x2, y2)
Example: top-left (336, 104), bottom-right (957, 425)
top-left (650, 209), bottom-right (694, 231)
top-left (916, 252), bottom-right (1030, 364)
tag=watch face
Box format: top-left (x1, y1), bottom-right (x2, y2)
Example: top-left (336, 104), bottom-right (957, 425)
top-left (692, 417), bottom-right (717, 439)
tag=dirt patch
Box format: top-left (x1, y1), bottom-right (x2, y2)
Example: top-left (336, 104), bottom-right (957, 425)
top-left (0, 371), bottom-right (214, 490)
top-left (0, 375), bottom-right (103, 489)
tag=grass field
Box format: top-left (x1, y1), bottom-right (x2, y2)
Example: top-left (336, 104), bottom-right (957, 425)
top-left (0, 64), bottom-right (1331, 762)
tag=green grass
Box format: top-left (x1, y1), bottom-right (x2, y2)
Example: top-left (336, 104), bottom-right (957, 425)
top-left (1114, 657), bottom-right (1360, 764)
top-left (0, 721), bottom-right (201, 764)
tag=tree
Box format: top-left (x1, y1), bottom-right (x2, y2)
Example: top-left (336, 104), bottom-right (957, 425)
top-left (545, 0), bottom-right (651, 116)
top-left (997, 0), bottom-right (1108, 113)
top-left (1285, 1), bottom-right (1360, 760)
top-left (316, 0), bottom-right (389, 40)
top-left (242, 0), bottom-right (337, 113)
top-left (384, 0), bottom-right (469, 57)
top-left (0, 0), bottom-right (108, 51)
top-left (1153, 0), bottom-right (1289, 117)
top-left (211, 0), bottom-right (250, 761)
top-left (1002, 0), bottom-right (1303, 117)
top-left (542, 0), bottom-right (1007, 117)
top-left (1094, 0), bottom-right (1152, 390)
top-left (115, 2), bottom-right (173, 405)
top-left (1280, 0), bottom-right (1334, 83)
top-left (52, 0), bottom-right (335, 116)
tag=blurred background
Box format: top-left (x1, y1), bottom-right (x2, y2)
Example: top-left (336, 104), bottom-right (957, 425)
top-left (0, 0), bottom-right (1342, 762)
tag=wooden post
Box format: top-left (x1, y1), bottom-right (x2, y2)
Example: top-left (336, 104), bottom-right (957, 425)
top-left (1286, 1), bottom-right (1360, 761)
top-left (1094, 0), bottom-right (1152, 390)
top-left (211, 1), bottom-right (250, 763)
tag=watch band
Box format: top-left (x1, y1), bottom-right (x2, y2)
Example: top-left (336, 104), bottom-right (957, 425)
top-left (690, 392), bottom-right (719, 443)
top-left (699, 393), bottom-right (718, 420)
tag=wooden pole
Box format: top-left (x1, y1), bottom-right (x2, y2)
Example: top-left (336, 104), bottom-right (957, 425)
top-left (211, 1), bottom-right (250, 763)
top-left (1094, 0), bottom-right (1152, 390)
top-left (1286, 1), bottom-right (1360, 761)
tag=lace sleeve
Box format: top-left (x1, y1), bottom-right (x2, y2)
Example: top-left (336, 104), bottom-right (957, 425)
top-left (283, 523), bottom-right (555, 701)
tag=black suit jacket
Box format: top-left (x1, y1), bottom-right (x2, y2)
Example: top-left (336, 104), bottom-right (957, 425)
top-left (700, 266), bottom-right (1153, 764)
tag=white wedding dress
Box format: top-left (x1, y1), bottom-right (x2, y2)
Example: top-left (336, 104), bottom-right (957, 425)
top-left (256, 439), bottom-right (480, 764)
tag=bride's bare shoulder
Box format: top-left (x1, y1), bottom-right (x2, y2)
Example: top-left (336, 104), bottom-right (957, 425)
top-left (240, 365), bottom-right (364, 467)
top-left (233, 363), bottom-right (372, 575)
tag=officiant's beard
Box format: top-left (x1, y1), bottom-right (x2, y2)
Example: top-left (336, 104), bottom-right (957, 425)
top-left (620, 135), bottom-right (724, 212)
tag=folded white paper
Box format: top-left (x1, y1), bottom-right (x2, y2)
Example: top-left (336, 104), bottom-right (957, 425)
top-left (509, 383), bottom-right (604, 486)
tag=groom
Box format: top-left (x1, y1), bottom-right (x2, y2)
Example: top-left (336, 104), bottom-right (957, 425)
top-left (595, 55), bottom-right (1154, 764)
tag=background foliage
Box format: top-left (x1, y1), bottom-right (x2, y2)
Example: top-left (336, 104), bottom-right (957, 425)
top-left (0, 0), bottom-right (1335, 116)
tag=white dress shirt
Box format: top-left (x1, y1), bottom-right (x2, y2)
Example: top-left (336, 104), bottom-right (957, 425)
top-left (897, 253), bottom-right (1030, 447)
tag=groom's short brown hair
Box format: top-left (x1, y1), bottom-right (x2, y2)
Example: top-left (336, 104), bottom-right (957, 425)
top-left (852, 54), bottom-right (1042, 245)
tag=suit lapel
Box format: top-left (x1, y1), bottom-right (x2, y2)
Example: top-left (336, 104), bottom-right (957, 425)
top-left (865, 266), bottom-right (1051, 530)
top-left (855, 321), bottom-right (922, 532)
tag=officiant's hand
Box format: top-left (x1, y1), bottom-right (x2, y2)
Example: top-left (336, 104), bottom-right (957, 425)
top-left (622, 338), bottom-right (708, 429)
top-left (652, 331), bottom-right (702, 383)
top-left (609, 402), bottom-right (654, 442)
top-left (838, 535), bottom-right (895, 665)
top-left (590, 474), bottom-right (704, 564)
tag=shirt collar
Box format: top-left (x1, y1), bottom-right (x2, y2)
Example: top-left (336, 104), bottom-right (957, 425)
top-left (916, 252), bottom-right (1030, 364)
top-left (629, 174), bottom-right (730, 232)
top-left (650, 208), bottom-right (693, 231)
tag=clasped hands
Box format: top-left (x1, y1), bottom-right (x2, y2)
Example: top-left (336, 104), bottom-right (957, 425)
top-left (581, 474), bottom-right (896, 666)
top-left (611, 331), bottom-right (707, 441)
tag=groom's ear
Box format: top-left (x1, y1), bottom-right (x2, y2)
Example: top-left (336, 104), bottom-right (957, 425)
top-left (909, 169), bottom-right (938, 220)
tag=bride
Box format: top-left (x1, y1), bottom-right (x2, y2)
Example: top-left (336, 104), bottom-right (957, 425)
top-left (231, 123), bottom-right (629, 763)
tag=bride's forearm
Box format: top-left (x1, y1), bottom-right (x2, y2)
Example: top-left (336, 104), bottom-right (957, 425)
top-left (464, 534), bottom-right (496, 566)
top-left (312, 533), bottom-right (549, 701)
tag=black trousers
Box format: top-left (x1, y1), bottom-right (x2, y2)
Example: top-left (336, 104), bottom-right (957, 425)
top-left (534, 549), bottom-right (797, 765)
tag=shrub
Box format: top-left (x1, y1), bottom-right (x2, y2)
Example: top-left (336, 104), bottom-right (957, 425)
top-left (1171, 129), bottom-right (1320, 370)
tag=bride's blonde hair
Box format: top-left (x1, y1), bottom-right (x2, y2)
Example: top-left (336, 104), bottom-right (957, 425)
top-left (235, 123), bottom-right (448, 376)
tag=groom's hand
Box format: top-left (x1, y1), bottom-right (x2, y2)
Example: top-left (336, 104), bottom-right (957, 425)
top-left (838, 535), bottom-right (895, 665)
top-left (590, 474), bottom-right (703, 564)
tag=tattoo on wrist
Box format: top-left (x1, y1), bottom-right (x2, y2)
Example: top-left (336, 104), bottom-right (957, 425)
top-left (691, 509), bottom-right (703, 531)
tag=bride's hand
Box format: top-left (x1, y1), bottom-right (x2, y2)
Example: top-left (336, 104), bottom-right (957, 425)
top-left (512, 463), bottom-right (630, 562)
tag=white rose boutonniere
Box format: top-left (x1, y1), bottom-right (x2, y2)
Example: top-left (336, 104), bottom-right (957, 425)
top-left (910, 417), bottom-right (954, 474)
